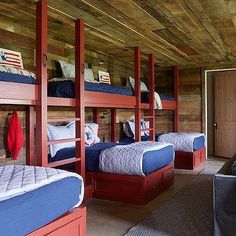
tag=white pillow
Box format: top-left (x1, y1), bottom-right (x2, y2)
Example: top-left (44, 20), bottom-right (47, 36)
top-left (84, 68), bottom-right (99, 83)
top-left (126, 120), bottom-right (147, 138)
top-left (141, 120), bottom-right (150, 136)
top-left (47, 122), bottom-right (101, 157)
top-left (59, 60), bottom-right (75, 78)
top-left (128, 76), bottom-right (149, 92)
top-left (59, 61), bottom-right (99, 83)
top-left (67, 121), bottom-right (100, 143)
top-left (84, 123), bottom-right (100, 146)
top-left (123, 123), bottom-right (132, 137)
top-left (85, 123), bottom-right (100, 143)
top-left (47, 122), bottom-right (75, 158)
top-left (84, 125), bottom-right (96, 146)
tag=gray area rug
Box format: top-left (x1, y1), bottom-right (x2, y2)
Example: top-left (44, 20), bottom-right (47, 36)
top-left (125, 168), bottom-right (217, 236)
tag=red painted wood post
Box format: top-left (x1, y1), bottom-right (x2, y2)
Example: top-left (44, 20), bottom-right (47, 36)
top-left (35, 0), bottom-right (48, 166)
top-left (75, 19), bottom-right (85, 179)
top-left (26, 106), bottom-right (35, 165)
top-left (93, 108), bottom-right (99, 124)
top-left (148, 54), bottom-right (155, 141)
top-left (111, 109), bottom-right (116, 142)
top-left (134, 47), bottom-right (141, 142)
top-left (173, 65), bottom-right (179, 132)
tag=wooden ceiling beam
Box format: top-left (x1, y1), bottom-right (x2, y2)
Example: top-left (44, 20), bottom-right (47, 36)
top-left (63, 0), bottom-right (190, 64)
top-left (182, 0), bottom-right (233, 60)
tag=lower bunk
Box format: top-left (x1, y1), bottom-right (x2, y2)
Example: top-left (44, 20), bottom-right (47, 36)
top-left (122, 122), bottom-right (206, 170)
top-left (49, 141), bottom-right (175, 205)
top-left (28, 207), bottom-right (86, 236)
top-left (158, 132), bottom-right (206, 170)
top-left (86, 163), bottom-right (174, 205)
top-left (174, 147), bottom-right (206, 170)
top-left (0, 165), bottom-right (86, 236)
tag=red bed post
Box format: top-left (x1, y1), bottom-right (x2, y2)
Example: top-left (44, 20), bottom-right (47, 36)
top-left (148, 54), bottom-right (155, 141)
top-left (26, 106), bottom-right (35, 165)
top-left (173, 66), bottom-right (179, 132)
top-left (93, 108), bottom-right (99, 124)
top-left (75, 19), bottom-right (85, 178)
top-left (35, 0), bottom-right (48, 166)
top-left (134, 47), bottom-right (141, 142)
top-left (111, 109), bottom-right (116, 142)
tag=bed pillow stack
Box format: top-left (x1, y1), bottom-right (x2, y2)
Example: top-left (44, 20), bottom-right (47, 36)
top-left (47, 122), bottom-right (75, 158)
top-left (58, 60), bottom-right (99, 83)
top-left (0, 48), bottom-right (36, 84)
top-left (47, 122), bottom-right (100, 158)
top-left (127, 76), bottom-right (149, 92)
top-left (123, 120), bottom-right (150, 138)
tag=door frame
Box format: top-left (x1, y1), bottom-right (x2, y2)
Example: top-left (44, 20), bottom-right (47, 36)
top-left (203, 67), bottom-right (236, 158)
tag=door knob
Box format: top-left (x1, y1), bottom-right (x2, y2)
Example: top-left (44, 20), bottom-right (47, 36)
top-left (213, 123), bottom-right (217, 129)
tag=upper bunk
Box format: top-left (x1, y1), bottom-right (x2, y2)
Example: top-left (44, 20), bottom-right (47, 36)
top-left (0, 0), bottom-right (177, 110)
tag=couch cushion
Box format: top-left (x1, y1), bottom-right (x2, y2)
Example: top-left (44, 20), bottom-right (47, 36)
top-left (232, 160), bottom-right (236, 175)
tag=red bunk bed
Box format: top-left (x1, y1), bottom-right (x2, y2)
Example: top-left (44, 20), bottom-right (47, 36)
top-left (120, 65), bottom-right (206, 170)
top-left (86, 48), bottom-right (174, 205)
top-left (44, 49), bottom-right (174, 205)
top-left (0, 1), bottom-right (86, 235)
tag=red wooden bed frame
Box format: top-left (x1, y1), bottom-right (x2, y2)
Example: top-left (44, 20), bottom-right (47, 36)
top-left (28, 206), bottom-right (86, 236)
top-left (84, 49), bottom-right (175, 204)
top-left (86, 163), bottom-right (174, 205)
top-left (174, 147), bottom-right (206, 170)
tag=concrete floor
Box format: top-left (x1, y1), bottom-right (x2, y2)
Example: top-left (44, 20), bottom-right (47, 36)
top-left (87, 157), bottom-right (226, 236)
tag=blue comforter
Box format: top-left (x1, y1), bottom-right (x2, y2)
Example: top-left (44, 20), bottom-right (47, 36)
top-left (0, 71), bottom-right (36, 84)
top-left (48, 80), bottom-right (133, 97)
top-left (141, 91), bottom-right (175, 102)
top-left (50, 142), bottom-right (174, 175)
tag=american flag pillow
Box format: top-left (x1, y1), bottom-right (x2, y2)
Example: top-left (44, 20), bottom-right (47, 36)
top-left (0, 48), bottom-right (23, 69)
top-left (98, 71), bottom-right (111, 84)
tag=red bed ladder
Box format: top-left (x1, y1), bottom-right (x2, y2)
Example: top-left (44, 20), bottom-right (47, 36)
top-left (134, 48), bottom-right (155, 142)
top-left (35, 0), bottom-right (85, 179)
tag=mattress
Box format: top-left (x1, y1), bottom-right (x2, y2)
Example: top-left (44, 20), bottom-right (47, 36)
top-left (0, 71), bottom-right (36, 84)
top-left (0, 165), bottom-right (83, 236)
top-left (121, 133), bottom-right (205, 151)
top-left (50, 142), bottom-right (174, 175)
top-left (158, 132), bottom-right (205, 152)
top-left (48, 80), bottom-right (133, 97)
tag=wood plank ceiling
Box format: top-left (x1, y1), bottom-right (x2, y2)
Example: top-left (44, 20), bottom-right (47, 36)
top-left (1, 0), bottom-right (236, 68)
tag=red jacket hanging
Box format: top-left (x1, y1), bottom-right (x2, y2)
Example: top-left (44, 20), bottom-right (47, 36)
top-left (7, 111), bottom-right (24, 160)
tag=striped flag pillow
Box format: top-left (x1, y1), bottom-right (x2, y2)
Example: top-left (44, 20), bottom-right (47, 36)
top-left (98, 71), bottom-right (111, 84)
top-left (0, 48), bottom-right (23, 69)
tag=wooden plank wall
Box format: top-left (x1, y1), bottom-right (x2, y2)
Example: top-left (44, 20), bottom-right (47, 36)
top-left (179, 68), bottom-right (202, 132)
top-left (155, 69), bottom-right (174, 133)
top-left (155, 68), bottom-right (202, 133)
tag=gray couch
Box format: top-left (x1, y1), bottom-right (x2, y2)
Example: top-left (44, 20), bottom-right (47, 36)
top-left (213, 155), bottom-right (236, 236)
